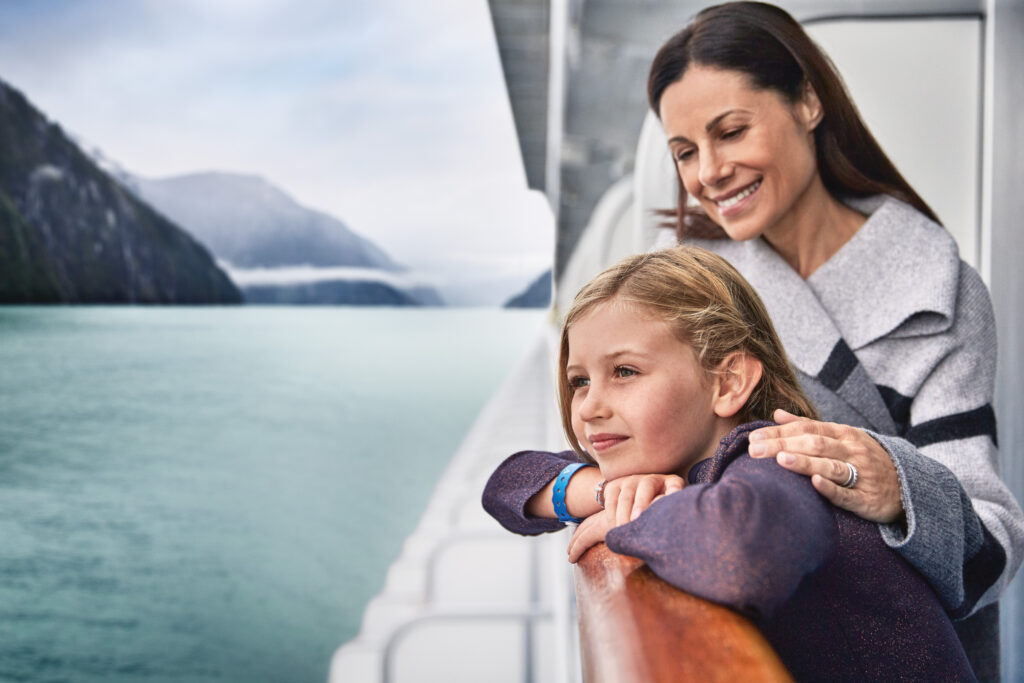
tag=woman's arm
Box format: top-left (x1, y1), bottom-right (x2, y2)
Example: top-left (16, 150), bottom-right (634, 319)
top-left (749, 267), bottom-right (1024, 616)
top-left (871, 431), bottom-right (1009, 619)
top-left (603, 454), bottom-right (835, 623)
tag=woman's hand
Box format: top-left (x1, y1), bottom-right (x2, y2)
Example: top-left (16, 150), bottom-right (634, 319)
top-left (748, 409), bottom-right (903, 524)
top-left (567, 473), bottom-right (685, 562)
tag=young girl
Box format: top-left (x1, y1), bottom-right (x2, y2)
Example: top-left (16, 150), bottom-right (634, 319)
top-left (483, 246), bottom-right (974, 681)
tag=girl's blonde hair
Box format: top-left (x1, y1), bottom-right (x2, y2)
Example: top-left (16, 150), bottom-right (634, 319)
top-left (558, 245), bottom-right (818, 458)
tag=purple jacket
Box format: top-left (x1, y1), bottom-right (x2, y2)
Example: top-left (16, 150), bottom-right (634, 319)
top-left (482, 422), bottom-right (975, 682)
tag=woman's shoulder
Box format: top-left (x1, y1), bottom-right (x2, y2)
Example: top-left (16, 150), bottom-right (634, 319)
top-left (856, 194), bottom-right (994, 344)
top-left (847, 194), bottom-right (942, 231)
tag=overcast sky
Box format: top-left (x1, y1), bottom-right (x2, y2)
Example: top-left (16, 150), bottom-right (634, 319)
top-left (0, 0), bottom-right (553, 301)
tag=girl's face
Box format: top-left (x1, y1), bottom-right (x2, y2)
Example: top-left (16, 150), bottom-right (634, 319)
top-left (659, 65), bottom-right (822, 242)
top-left (565, 299), bottom-right (729, 481)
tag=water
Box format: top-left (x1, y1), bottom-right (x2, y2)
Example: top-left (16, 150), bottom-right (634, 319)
top-left (0, 306), bottom-right (546, 683)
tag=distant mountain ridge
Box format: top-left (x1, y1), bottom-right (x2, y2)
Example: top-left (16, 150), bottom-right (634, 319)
top-left (504, 269), bottom-right (551, 308)
top-left (0, 78), bottom-right (240, 303)
top-left (243, 280), bottom-right (421, 306)
top-left (124, 171), bottom-right (399, 271)
top-left (116, 170), bottom-right (446, 306)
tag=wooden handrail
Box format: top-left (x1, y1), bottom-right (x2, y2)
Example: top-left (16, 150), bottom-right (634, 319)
top-left (574, 543), bottom-right (793, 683)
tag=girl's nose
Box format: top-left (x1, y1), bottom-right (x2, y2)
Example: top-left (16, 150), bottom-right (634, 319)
top-left (578, 384), bottom-right (610, 421)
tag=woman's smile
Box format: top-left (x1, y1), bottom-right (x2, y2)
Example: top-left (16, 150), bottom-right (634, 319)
top-left (709, 178), bottom-right (762, 216)
top-left (660, 66), bottom-right (823, 244)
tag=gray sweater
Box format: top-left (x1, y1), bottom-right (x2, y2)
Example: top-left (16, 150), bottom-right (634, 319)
top-left (690, 195), bottom-right (1022, 678)
top-left (688, 196), bottom-right (1022, 612)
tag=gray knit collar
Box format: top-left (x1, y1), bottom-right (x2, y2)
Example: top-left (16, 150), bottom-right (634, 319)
top-left (807, 195), bottom-right (960, 349)
top-left (688, 233), bottom-right (838, 381)
top-left (686, 194), bottom-right (960, 380)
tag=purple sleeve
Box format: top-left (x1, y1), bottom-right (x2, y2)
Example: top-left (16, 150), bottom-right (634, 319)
top-left (481, 449), bottom-right (583, 535)
top-left (605, 455), bottom-right (835, 622)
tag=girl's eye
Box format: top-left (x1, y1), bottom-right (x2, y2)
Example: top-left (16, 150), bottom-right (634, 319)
top-left (615, 366), bottom-right (638, 378)
top-left (569, 376), bottom-right (589, 390)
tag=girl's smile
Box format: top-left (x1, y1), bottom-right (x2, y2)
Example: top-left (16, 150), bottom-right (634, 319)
top-left (587, 433), bottom-right (630, 453)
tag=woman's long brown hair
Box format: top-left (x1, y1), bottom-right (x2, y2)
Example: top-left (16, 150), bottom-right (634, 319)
top-left (647, 1), bottom-right (939, 240)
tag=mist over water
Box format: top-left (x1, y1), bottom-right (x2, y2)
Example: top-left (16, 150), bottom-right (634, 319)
top-left (0, 306), bottom-right (545, 683)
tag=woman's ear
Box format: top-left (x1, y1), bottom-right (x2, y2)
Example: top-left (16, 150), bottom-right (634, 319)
top-left (798, 81), bottom-right (824, 132)
top-left (712, 352), bottom-right (763, 418)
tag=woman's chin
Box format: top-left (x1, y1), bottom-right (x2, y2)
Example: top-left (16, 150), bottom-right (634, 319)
top-left (718, 216), bottom-right (766, 242)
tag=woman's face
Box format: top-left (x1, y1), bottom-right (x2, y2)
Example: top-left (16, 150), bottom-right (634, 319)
top-left (659, 65), bottom-right (823, 242)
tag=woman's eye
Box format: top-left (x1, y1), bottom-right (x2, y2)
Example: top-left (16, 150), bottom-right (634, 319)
top-left (675, 148), bottom-right (695, 162)
top-left (569, 376), bottom-right (589, 390)
top-left (721, 126), bottom-right (746, 140)
top-left (614, 366), bottom-right (638, 378)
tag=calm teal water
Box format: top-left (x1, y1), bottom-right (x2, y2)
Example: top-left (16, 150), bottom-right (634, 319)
top-left (0, 306), bottom-right (545, 683)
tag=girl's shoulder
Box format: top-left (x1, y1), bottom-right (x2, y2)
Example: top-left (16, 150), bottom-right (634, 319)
top-left (693, 421), bottom-right (792, 486)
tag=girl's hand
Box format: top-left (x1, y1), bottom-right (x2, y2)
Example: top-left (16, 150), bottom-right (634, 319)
top-left (602, 473), bottom-right (686, 523)
top-left (567, 473), bottom-right (685, 563)
top-left (748, 409), bottom-right (903, 524)
top-left (568, 508), bottom-right (616, 563)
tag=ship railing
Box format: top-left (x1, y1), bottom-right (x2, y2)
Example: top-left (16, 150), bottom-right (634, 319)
top-left (573, 543), bottom-right (793, 682)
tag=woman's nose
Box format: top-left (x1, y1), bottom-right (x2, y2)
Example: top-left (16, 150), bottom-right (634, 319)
top-left (698, 149), bottom-right (732, 188)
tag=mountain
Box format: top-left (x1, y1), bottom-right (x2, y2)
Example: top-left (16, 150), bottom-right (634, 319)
top-left (124, 171), bottom-right (400, 271)
top-left (504, 269), bottom-right (551, 308)
top-left (243, 280), bottom-right (421, 306)
top-left (0, 79), bottom-right (241, 304)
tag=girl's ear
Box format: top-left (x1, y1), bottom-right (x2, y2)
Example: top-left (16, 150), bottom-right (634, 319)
top-left (712, 352), bottom-right (763, 418)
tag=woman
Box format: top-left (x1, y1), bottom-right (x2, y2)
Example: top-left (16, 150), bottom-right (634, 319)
top-left (482, 2), bottom-right (1022, 678)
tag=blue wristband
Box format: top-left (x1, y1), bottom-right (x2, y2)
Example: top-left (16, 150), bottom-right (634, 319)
top-left (553, 462), bottom-right (591, 523)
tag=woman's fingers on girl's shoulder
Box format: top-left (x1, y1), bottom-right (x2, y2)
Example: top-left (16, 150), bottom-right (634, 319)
top-left (811, 466), bottom-right (902, 523)
top-left (772, 408), bottom-right (809, 424)
top-left (772, 450), bottom-right (813, 474)
top-left (776, 450), bottom-right (852, 482)
top-left (749, 428), bottom-right (837, 459)
top-left (759, 417), bottom-right (843, 439)
top-left (811, 473), bottom-right (857, 511)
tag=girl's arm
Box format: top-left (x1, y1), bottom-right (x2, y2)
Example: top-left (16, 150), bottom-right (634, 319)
top-left (482, 451), bottom-right (684, 535)
top-left (481, 450), bottom-right (601, 534)
top-left (604, 454), bottom-right (835, 623)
